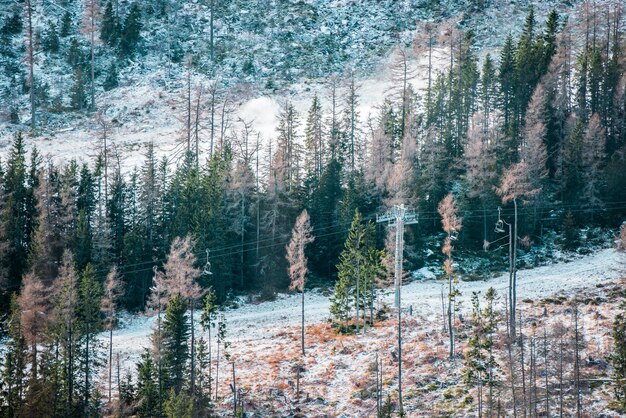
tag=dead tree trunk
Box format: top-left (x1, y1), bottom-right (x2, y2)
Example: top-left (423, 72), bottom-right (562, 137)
top-left (574, 304), bottom-right (582, 418)
top-left (519, 312), bottom-right (527, 417)
top-left (25, 0), bottom-right (36, 129)
top-left (543, 325), bottom-right (550, 417)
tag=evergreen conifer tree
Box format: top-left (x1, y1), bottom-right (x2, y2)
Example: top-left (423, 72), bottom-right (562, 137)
top-left (162, 294), bottom-right (190, 394)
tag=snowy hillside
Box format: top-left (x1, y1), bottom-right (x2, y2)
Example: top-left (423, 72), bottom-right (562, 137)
top-left (104, 248), bottom-right (625, 416)
top-left (1, 0), bottom-right (625, 416)
top-left (108, 247), bottom-right (625, 372)
top-left (0, 0), bottom-right (583, 170)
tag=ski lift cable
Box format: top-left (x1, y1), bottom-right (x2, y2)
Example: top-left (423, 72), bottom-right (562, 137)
top-left (78, 201), bottom-right (626, 281)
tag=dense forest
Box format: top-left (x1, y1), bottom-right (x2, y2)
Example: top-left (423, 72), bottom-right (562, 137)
top-left (0, 0), bottom-right (625, 416)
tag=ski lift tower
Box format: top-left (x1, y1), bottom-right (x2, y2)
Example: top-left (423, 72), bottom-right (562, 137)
top-left (376, 204), bottom-right (418, 308)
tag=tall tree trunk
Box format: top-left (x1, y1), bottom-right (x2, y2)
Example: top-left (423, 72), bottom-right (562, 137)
top-left (190, 300), bottom-right (196, 394)
top-left (448, 273), bottom-right (454, 359)
top-left (574, 305), bottom-right (582, 418)
top-left (301, 289), bottom-right (305, 355)
top-left (186, 63), bottom-right (192, 154)
top-left (519, 313), bottom-right (527, 418)
top-left (559, 337), bottom-right (564, 418)
top-left (356, 250), bottom-right (360, 334)
top-left (512, 198), bottom-right (518, 336)
top-left (116, 352), bottom-right (121, 412)
top-left (85, 334), bottom-right (90, 416)
top-left (25, 0), bottom-right (36, 129)
top-left (68, 323), bottom-right (74, 412)
top-left (108, 327), bottom-right (113, 403)
top-left (255, 140), bottom-right (260, 284)
top-left (208, 324), bottom-right (212, 400)
top-left (215, 340), bottom-right (220, 402)
top-left (441, 284), bottom-right (447, 333)
top-left (157, 306), bottom-right (162, 417)
top-left (90, 9), bottom-right (95, 111)
top-left (509, 222), bottom-right (515, 337)
top-left (543, 325), bottom-right (550, 417)
top-left (231, 362), bottom-right (237, 416)
top-left (240, 189), bottom-right (245, 289)
top-left (507, 336), bottom-right (518, 418)
top-left (209, 0), bottom-right (214, 61)
top-left (397, 283), bottom-right (403, 415)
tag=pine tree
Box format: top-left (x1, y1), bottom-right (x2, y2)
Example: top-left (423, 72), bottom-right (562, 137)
top-left (541, 10), bottom-right (559, 74)
top-left (214, 311), bottom-right (230, 402)
top-left (77, 264), bottom-right (103, 415)
top-left (304, 95), bottom-right (325, 182)
top-left (52, 250), bottom-right (80, 415)
top-left (274, 101), bottom-right (303, 194)
top-left (200, 288), bottom-right (218, 401)
top-left (464, 291), bottom-right (488, 414)
top-left (119, 3), bottom-right (142, 57)
top-left (101, 266), bottom-right (122, 403)
top-left (342, 73), bottom-right (362, 172)
top-left (562, 211), bottom-right (578, 250)
top-left (464, 117), bottom-right (496, 249)
top-left (70, 67), bottom-right (87, 110)
top-left (1, 134), bottom-right (33, 304)
top-left (29, 164), bottom-right (67, 286)
top-left (136, 349), bottom-right (160, 418)
top-left (43, 22), bottom-right (60, 53)
top-left (162, 294), bottom-right (190, 394)
top-left (103, 63), bottom-right (119, 91)
top-left (194, 336), bottom-right (213, 416)
top-left (60, 11), bottom-right (73, 37)
top-left (100, 0), bottom-right (119, 47)
top-left (308, 158), bottom-right (344, 280)
top-left (499, 34), bottom-right (517, 156)
top-left (330, 210), bottom-right (377, 333)
top-left (286, 209), bottom-right (314, 355)
top-left (164, 388), bottom-right (193, 418)
top-left (0, 295), bottom-right (28, 417)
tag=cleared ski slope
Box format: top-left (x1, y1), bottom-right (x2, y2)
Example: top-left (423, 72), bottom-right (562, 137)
top-left (107, 248), bottom-right (625, 372)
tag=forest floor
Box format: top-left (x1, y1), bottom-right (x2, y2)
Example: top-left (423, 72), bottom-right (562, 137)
top-left (103, 247), bottom-right (626, 416)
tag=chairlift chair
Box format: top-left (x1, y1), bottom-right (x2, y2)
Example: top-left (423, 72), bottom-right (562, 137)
top-left (203, 249), bottom-right (213, 275)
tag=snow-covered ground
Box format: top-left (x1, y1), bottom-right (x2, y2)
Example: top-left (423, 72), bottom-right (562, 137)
top-left (0, 0), bottom-right (580, 172)
top-left (1, 48), bottom-right (448, 172)
top-left (107, 247), bottom-right (626, 374)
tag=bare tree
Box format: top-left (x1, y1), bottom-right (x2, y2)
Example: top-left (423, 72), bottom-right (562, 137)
top-left (81, 0), bottom-right (101, 111)
top-left (286, 210), bottom-right (315, 355)
top-left (521, 83), bottom-right (549, 229)
top-left (438, 193), bottom-right (463, 360)
top-left (19, 272), bottom-right (50, 379)
top-left (24, 0), bottom-right (36, 128)
top-left (413, 21), bottom-right (437, 109)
